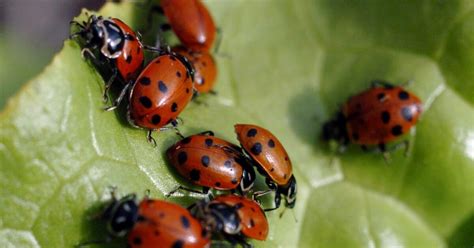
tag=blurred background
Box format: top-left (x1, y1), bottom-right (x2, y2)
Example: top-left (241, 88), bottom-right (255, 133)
top-left (0, 0), bottom-right (105, 108)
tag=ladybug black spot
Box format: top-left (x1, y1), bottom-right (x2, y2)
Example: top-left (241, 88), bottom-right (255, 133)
top-left (205, 138), bottom-right (213, 147)
top-left (155, 59), bottom-right (161, 64)
top-left (250, 219), bottom-right (255, 227)
top-left (154, 230), bottom-right (160, 236)
top-left (151, 114), bottom-right (161, 125)
top-left (381, 111), bottom-right (390, 124)
top-left (132, 236), bottom-right (142, 245)
top-left (139, 77), bottom-right (151, 85)
top-left (201, 155), bottom-right (210, 167)
top-left (391, 125), bottom-right (403, 136)
top-left (176, 71), bottom-right (182, 78)
top-left (171, 102), bottom-right (178, 112)
top-left (186, 88), bottom-right (190, 94)
top-left (158, 80), bottom-right (168, 93)
top-left (377, 93), bottom-right (386, 101)
top-left (268, 139), bottom-right (275, 148)
top-left (270, 167), bottom-right (275, 172)
top-left (172, 240), bottom-right (184, 248)
top-left (284, 174), bottom-right (288, 179)
top-left (139, 96), bottom-right (152, 108)
top-left (251, 142), bottom-right (262, 155)
top-left (126, 54), bottom-right (132, 64)
top-left (190, 169), bottom-right (201, 181)
top-left (224, 160), bottom-right (232, 168)
top-left (401, 107), bottom-right (413, 121)
top-left (181, 137), bottom-right (192, 144)
top-left (181, 215), bottom-right (190, 229)
top-left (137, 215), bottom-right (146, 222)
top-left (178, 152), bottom-right (187, 165)
top-left (251, 207), bottom-right (256, 212)
top-left (352, 132), bottom-right (359, 141)
top-left (247, 128), bottom-right (258, 137)
top-left (398, 91), bottom-right (409, 100)
top-left (231, 178), bottom-right (238, 184)
top-left (215, 182), bottom-right (221, 187)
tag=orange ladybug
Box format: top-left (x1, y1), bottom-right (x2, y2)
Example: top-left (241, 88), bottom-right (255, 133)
top-left (160, 0), bottom-right (217, 52)
top-left (322, 81), bottom-right (423, 159)
top-left (172, 46), bottom-right (217, 94)
top-left (234, 124), bottom-right (297, 211)
top-left (106, 51), bottom-right (195, 143)
top-left (70, 15), bottom-right (144, 100)
top-left (166, 131), bottom-right (256, 195)
top-left (79, 193), bottom-right (210, 248)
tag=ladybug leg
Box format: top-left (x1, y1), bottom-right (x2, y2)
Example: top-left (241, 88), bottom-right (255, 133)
top-left (263, 193), bottom-right (281, 212)
top-left (371, 80), bottom-right (395, 89)
top-left (166, 186), bottom-right (211, 198)
top-left (103, 80), bottom-right (132, 111)
top-left (377, 143), bottom-right (392, 163)
top-left (103, 67), bottom-right (118, 102)
top-left (146, 130), bottom-right (157, 147)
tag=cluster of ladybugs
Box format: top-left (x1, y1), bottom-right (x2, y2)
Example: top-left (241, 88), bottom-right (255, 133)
top-left (70, 0), bottom-right (296, 247)
top-left (70, 0), bottom-right (423, 247)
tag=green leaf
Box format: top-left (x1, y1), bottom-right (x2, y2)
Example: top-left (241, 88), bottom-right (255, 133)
top-left (1, 1), bottom-right (474, 247)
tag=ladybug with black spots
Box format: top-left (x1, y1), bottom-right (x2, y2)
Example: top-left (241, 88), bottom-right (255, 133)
top-left (166, 131), bottom-right (256, 196)
top-left (190, 195), bottom-right (264, 248)
top-left (234, 124), bottom-right (297, 212)
top-left (70, 15), bottom-right (145, 100)
top-left (172, 46), bottom-right (218, 94)
top-left (212, 195), bottom-right (269, 241)
top-left (322, 80), bottom-right (423, 160)
top-left (79, 192), bottom-right (210, 248)
top-left (105, 50), bottom-right (195, 144)
top-left (160, 0), bottom-right (217, 52)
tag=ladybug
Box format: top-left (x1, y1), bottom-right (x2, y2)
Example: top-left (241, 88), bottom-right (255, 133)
top-left (322, 81), bottom-right (423, 159)
top-left (106, 50), bottom-right (195, 143)
top-left (80, 193), bottom-right (210, 248)
top-left (190, 196), bottom-right (255, 247)
top-left (70, 15), bottom-right (144, 100)
top-left (160, 0), bottom-right (216, 52)
top-left (234, 124), bottom-right (297, 211)
top-left (212, 195), bottom-right (268, 241)
top-left (173, 46), bottom-right (217, 94)
top-left (166, 131), bottom-right (256, 195)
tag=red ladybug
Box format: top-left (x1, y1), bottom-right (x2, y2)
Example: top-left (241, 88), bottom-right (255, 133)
top-left (322, 81), bottom-right (423, 159)
top-left (70, 15), bottom-right (144, 99)
top-left (212, 195), bottom-right (268, 241)
top-left (80, 193), bottom-right (210, 248)
top-left (172, 46), bottom-right (217, 94)
top-left (106, 50), bottom-right (195, 143)
top-left (160, 0), bottom-right (216, 52)
top-left (234, 124), bottom-right (297, 211)
top-left (166, 131), bottom-right (255, 195)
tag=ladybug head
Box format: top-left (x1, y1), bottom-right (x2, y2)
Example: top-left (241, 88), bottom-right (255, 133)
top-left (70, 15), bottom-right (103, 47)
top-left (322, 111), bottom-right (348, 143)
top-left (70, 15), bottom-right (124, 59)
top-left (102, 194), bottom-right (139, 237)
top-left (192, 200), bottom-right (242, 237)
